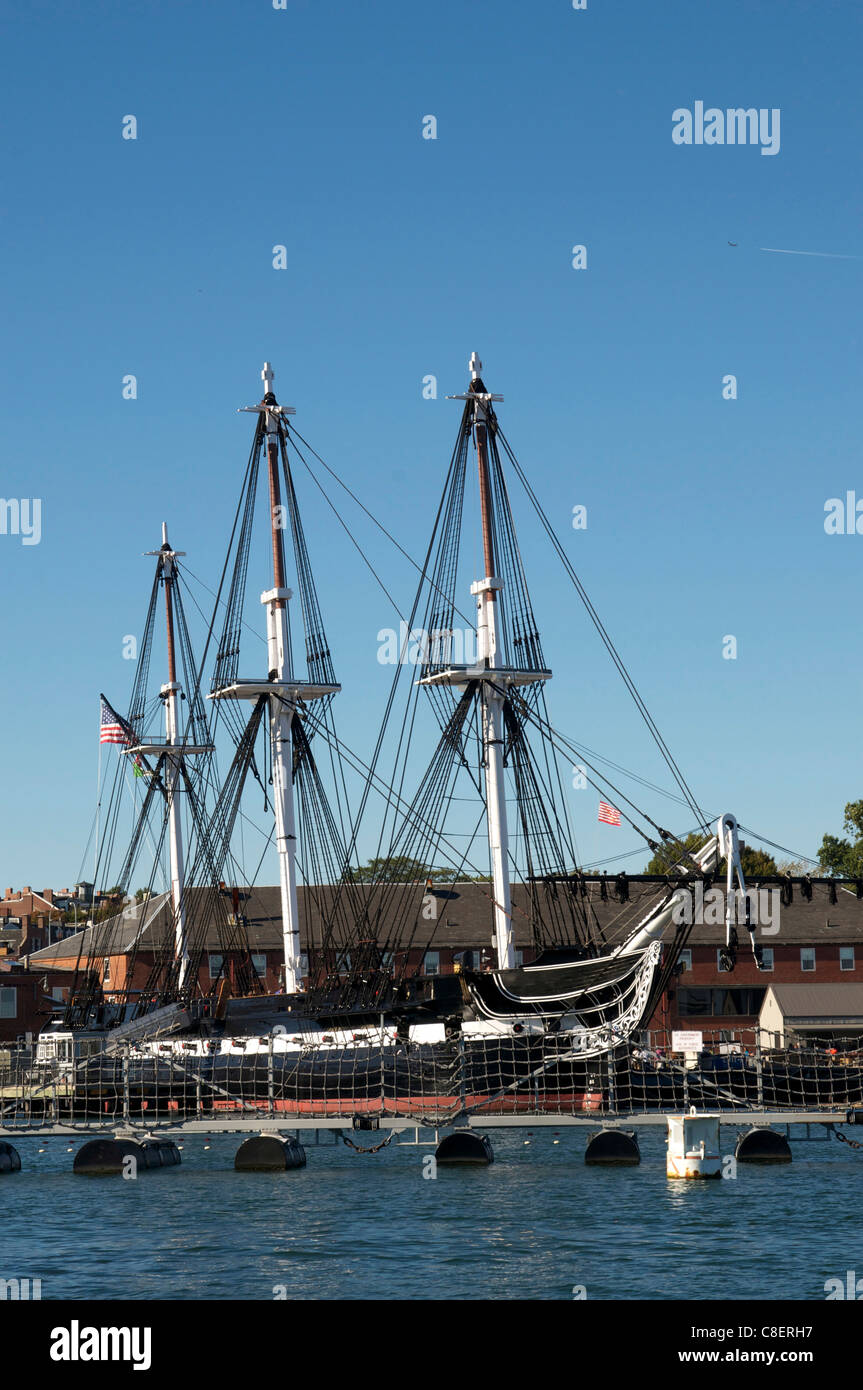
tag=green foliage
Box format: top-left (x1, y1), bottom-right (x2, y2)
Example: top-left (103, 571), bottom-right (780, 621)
top-left (645, 835), bottom-right (777, 877)
top-left (738, 847), bottom-right (779, 877)
top-left (817, 800), bottom-right (863, 878)
top-left (644, 833), bottom-right (706, 875)
top-left (349, 857), bottom-right (456, 884)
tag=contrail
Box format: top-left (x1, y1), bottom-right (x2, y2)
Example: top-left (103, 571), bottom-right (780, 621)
top-left (759, 246), bottom-right (861, 260)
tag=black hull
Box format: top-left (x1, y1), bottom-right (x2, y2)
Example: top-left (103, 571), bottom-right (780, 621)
top-left (71, 1038), bottom-right (605, 1115)
top-left (61, 1047), bottom-right (863, 1118)
top-left (621, 1057), bottom-right (863, 1111)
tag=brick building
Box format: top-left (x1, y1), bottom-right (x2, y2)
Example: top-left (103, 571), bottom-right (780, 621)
top-left (653, 876), bottom-right (863, 1034)
top-left (0, 963), bottom-right (79, 1043)
top-left (0, 887), bottom-right (74, 957)
top-left (26, 874), bottom-right (863, 1036)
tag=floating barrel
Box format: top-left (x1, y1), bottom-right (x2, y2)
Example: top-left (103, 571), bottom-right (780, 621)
top-left (735, 1127), bottom-right (792, 1163)
top-left (0, 1141), bottom-right (21, 1173)
top-left (234, 1134), bottom-right (307, 1171)
top-left (585, 1129), bottom-right (640, 1166)
top-left (434, 1131), bottom-right (494, 1165)
top-left (73, 1136), bottom-right (180, 1176)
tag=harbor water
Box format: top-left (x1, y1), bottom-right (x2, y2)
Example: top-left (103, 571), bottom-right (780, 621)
top-left (3, 1125), bottom-right (861, 1300)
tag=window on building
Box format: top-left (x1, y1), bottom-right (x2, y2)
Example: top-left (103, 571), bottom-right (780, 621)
top-left (208, 954), bottom-right (224, 979)
top-left (514, 948), bottom-right (524, 968)
top-left (717, 950), bottom-right (729, 973)
top-left (299, 953), bottom-right (309, 977)
top-left (251, 953), bottom-right (267, 978)
top-left (102, 957), bottom-right (110, 982)
top-left (0, 987), bottom-right (16, 1019)
top-left (678, 987), bottom-right (766, 1017)
top-left (760, 948), bottom-right (774, 972)
top-left (800, 947), bottom-right (816, 973)
top-left (840, 946), bottom-right (855, 972)
top-left (677, 988), bottom-right (710, 1015)
top-left (678, 949), bottom-right (692, 972)
top-left (424, 950), bottom-right (440, 976)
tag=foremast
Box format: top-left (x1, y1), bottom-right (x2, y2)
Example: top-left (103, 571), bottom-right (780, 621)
top-left (132, 526), bottom-right (214, 991)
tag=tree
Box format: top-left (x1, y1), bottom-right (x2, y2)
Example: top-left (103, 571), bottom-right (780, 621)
top-left (645, 833), bottom-right (706, 875)
top-left (645, 835), bottom-right (777, 876)
top-left (738, 847), bottom-right (779, 877)
top-left (817, 800), bottom-right (863, 878)
top-left (349, 857), bottom-right (456, 884)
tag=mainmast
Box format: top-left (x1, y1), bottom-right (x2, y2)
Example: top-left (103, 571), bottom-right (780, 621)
top-left (260, 363), bottom-right (302, 994)
top-left (434, 353), bottom-right (551, 971)
top-left (211, 364), bottom-right (340, 993)
top-left (464, 354), bottom-right (513, 969)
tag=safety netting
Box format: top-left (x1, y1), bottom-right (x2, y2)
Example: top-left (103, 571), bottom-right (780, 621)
top-left (3, 1028), bottom-right (863, 1129)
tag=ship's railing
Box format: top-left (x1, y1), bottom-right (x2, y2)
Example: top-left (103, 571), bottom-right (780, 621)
top-left (2, 1027), bottom-right (862, 1129)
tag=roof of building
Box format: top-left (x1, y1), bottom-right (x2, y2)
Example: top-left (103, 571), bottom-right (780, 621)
top-left (761, 983), bottom-right (863, 1021)
top-left (0, 890), bottom-right (60, 915)
top-left (24, 876), bottom-right (863, 967)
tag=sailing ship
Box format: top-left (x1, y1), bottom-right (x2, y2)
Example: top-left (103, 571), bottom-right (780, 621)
top-left (39, 357), bottom-right (769, 1114)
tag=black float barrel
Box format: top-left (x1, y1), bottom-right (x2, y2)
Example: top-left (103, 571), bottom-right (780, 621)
top-left (585, 1129), bottom-right (641, 1165)
top-left (435, 1131), bottom-right (494, 1165)
top-left (734, 1127), bottom-right (792, 1163)
top-left (234, 1134), bottom-right (307, 1171)
top-left (73, 1136), bottom-right (181, 1175)
top-left (0, 1140), bottom-right (21, 1173)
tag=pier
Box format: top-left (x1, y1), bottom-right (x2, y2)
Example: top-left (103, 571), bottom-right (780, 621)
top-left (2, 1027), bottom-right (862, 1150)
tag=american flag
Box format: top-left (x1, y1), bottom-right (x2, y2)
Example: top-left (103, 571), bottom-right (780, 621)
top-left (597, 800), bottom-right (621, 826)
top-left (99, 695), bottom-right (135, 746)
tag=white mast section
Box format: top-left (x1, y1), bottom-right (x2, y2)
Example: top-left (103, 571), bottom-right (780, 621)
top-left (211, 364), bottom-right (340, 996)
top-left (468, 354), bottom-right (514, 971)
top-left (421, 355), bottom-right (551, 971)
top-left (258, 364), bottom-right (302, 992)
top-left (138, 525), bottom-right (198, 992)
top-left (162, 541), bottom-right (188, 987)
top-left (262, 365), bottom-right (302, 992)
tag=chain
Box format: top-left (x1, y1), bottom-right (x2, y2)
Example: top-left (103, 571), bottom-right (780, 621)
top-left (341, 1130), bottom-right (397, 1154)
top-left (834, 1129), bottom-right (863, 1151)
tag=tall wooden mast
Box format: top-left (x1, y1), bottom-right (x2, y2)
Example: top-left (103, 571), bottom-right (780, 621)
top-left (468, 355), bottom-right (514, 970)
top-left (260, 363), bottom-right (303, 993)
top-left (210, 364), bottom-right (340, 993)
top-left (158, 526), bottom-right (189, 987)
top-left (423, 354), bottom-right (551, 971)
top-left (134, 525), bottom-right (214, 990)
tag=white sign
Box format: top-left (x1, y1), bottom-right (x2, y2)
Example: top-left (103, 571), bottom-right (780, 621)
top-left (672, 1030), bottom-right (703, 1053)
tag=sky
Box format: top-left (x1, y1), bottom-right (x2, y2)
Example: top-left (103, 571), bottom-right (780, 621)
top-left (1, 0), bottom-right (862, 891)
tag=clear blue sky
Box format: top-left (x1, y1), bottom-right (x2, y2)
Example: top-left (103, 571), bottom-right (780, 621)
top-left (1, 0), bottom-right (862, 889)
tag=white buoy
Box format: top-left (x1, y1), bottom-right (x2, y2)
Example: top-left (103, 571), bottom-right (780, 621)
top-left (666, 1108), bottom-right (722, 1179)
